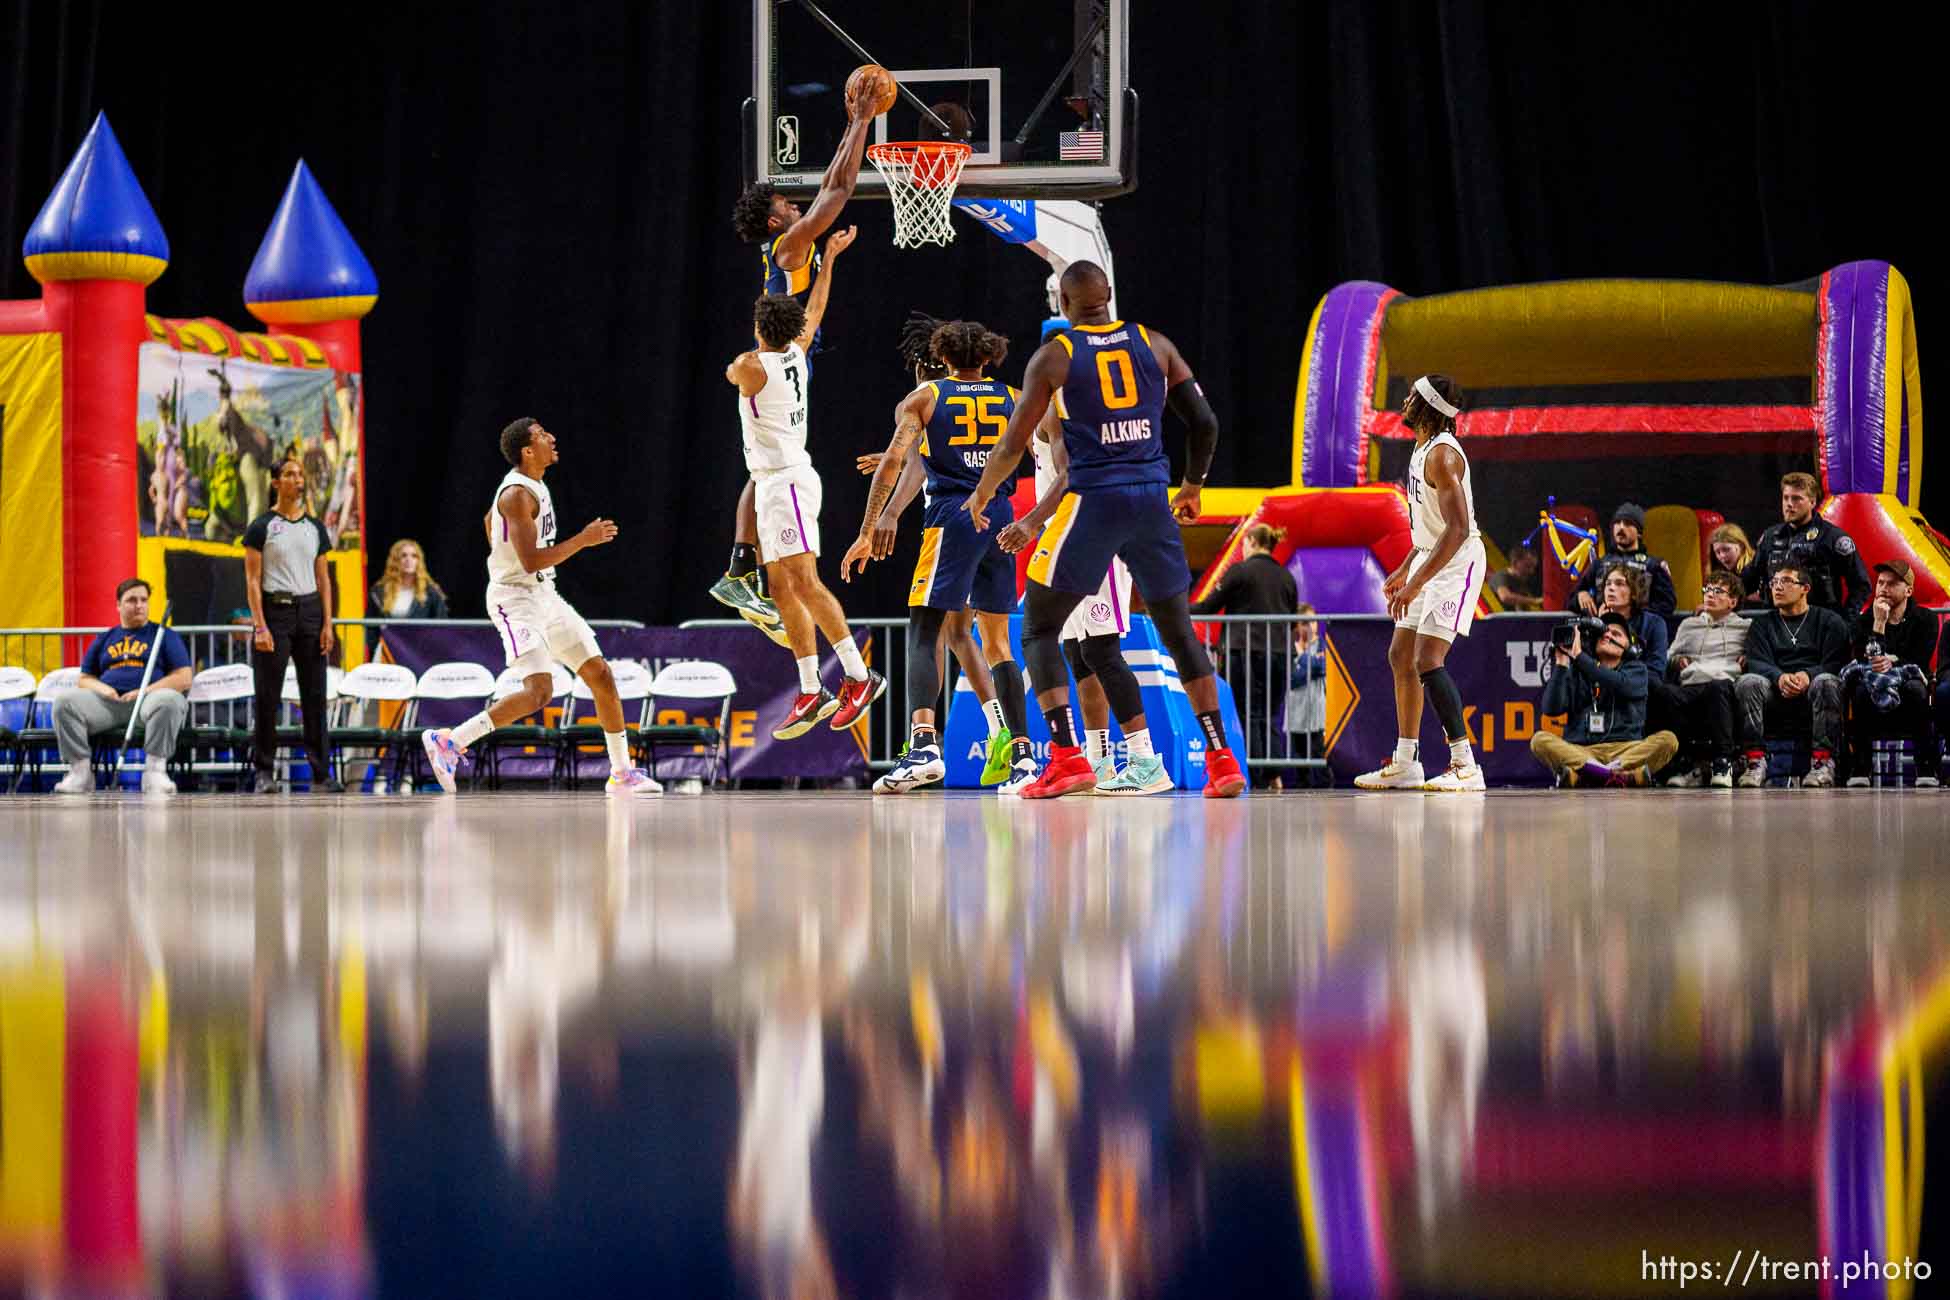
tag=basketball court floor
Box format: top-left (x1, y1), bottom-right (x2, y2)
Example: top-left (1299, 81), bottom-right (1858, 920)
top-left (4, 789), bottom-right (1944, 1296)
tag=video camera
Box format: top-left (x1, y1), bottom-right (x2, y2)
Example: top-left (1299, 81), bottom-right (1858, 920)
top-left (1551, 615), bottom-right (1608, 653)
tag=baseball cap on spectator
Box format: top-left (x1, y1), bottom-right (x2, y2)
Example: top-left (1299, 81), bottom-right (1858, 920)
top-left (1874, 558), bottom-right (1913, 584)
top-left (1611, 502), bottom-right (1647, 532)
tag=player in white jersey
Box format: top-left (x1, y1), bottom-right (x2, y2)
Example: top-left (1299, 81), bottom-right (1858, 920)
top-left (419, 418), bottom-right (663, 796)
top-left (726, 226), bottom-right (887, 739)
top-left (995, 391), bottom-right (1135, 787)
top-left (1356, 374), bottom-right (1488, 792)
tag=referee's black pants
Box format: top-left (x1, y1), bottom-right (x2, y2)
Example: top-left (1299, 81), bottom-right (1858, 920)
top-left (253, 593), bottom-right (332, 779)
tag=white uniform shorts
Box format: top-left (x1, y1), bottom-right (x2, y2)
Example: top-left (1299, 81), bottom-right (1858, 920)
top-left (487, 581), bottom-right (600, 674)
top-left (1062, 555), bottom-right (1134, 642)
top-left (754, 465), bottom-right (822, 563)
top-left (1396, 539), bottom-right (1488, 642)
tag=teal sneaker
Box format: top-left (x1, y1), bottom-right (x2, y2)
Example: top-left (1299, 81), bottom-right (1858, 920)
top-left (1087, 755), bottom-right (1117, 794)
top-left (980, 729), bottom-right (1014, 785)
top-left (1095, 753), bottom-right (1173, 795)
top-left (709, 572), bottom-right (780, 625)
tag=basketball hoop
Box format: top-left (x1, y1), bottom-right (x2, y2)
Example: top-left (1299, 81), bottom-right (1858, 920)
top-left (866, 141), bottom-right (972, 249)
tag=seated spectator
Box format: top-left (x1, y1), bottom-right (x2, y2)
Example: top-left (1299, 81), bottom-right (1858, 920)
top-left (1283, 604), bottom-right (1331, 789)
top-left (1594, 566), bottom-right (1669, 680)
top-left (1842, 559), bottom-right (1938, 787)
top-left (1934, 613), bottom-right (1950, 784)
top-left (1741, 472), bottom-right (1871, 614)
top-left (1573, 502), bottom-right (1676, 617)
top-left (1488, 544), bottom-right (1543, 611)
top-left (1707, 523), bottom-right (1757, 603)
top-left (1734, 563), bottom-right (1851, 787)
top-left (1191, 522), bottom-right (1298, 788)
top-left (1658, 572), bottom-right (1750, 788)
top-left (1529, 612), bottom-right (1679, 786)
top-left (370, 538), bottom-right (449, 619)
top-left (51, 577), bottom-right (192, 795)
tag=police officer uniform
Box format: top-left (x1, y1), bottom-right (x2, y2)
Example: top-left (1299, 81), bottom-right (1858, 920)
top-left (1742, 516), bottom-right (1871, 613)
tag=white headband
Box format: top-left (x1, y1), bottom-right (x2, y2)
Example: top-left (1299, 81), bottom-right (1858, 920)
top-left (1413, 376), bottom-right (1461, 420)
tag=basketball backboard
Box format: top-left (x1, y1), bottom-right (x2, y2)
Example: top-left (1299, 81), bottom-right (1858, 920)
top-left (746, 0), bottom-right (1135, 201)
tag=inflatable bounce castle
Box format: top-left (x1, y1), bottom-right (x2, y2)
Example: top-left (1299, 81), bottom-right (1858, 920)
top-left (1193, 266), bottom-right (1935, 614)
top-left (0, 113), bottom-right (376, 663)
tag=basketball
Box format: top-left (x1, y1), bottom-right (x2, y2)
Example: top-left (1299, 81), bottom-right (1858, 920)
top-left (847, 63), bottom-right (899, 117)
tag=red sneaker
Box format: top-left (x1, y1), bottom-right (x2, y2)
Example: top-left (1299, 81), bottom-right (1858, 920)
top-left (1202, 747), bottom-right (1246, 799)
top-left (1023, 745), bottom-right (1097, 799)
top-left (773, 689), bottom-right (840, 740)
top-left (829, 669), bottom-right (888, 729)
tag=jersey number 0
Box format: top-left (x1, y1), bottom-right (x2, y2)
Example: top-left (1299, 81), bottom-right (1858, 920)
top-left (1095, 350), bottom-right (1139, 410)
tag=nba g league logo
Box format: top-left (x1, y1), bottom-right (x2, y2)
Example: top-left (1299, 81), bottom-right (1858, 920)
top-left (775, 116), bottom-right (800, 166)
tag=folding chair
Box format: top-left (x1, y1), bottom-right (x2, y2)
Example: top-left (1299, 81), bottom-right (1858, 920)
top-left (180, 663), bottom-right (256, 790)
top-left (332, 662), bottom-right (419, 793)
top-left (398, 661), bottom-right (496, 791)
top-left (480, 662), bottom-right (575, 788)
top-left (8, 667), bottom-right (80, 792)
top-left (643, 660), bottom-right (737, 787)
top-left (267, 662), bottom-right (349, 787)
top-left (0, 667), bottom-right (38, 793)
top-left (558, 659), bottom-right (655, 788)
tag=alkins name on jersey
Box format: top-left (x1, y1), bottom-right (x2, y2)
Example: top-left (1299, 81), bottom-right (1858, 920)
top-left (1101, 418), bottom-right (1154, 445)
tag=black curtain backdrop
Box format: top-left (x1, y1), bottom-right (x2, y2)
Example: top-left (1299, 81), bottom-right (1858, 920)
top-left (5, 1), bottom-right (1936, 623)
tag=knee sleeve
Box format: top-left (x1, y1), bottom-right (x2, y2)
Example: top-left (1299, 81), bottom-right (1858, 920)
top-left (1062, 635), bottom-right (1093, 682)
top-left (1145, 591), bottom-right (1214, 683)
top-left (1022, 585), bottom-right (1078, 701)
top-left (1079, 633), bottom-right (1143, 724)
top-left (905, 607), bottom-right (948, 718)
top-left (1419, 666), bottom-right (1467, 743)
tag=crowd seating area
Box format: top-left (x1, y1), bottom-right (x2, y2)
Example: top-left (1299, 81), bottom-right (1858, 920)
top-left (0, 657), bottom-right (736, 794)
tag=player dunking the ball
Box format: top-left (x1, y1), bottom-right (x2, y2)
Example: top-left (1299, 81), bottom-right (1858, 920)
top-left (420, 418), bottom-right (663, 796)
top-left (1355, 374), bottom-right (1487, 792)
top-left (727, 227), bottom-right (887, 739)
top-left (966, 261), bottom-right (1246, 799)
top-left (717, 66), bottom-right (893, 640)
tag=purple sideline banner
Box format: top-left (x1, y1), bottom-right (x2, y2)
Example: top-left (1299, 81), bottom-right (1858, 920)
top-left (376, 625), bottom-right (870, 782)
top-left (1323, 615), bottom-right (1564, 787)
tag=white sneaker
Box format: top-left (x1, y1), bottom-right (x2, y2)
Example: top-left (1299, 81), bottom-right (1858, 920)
top-left (673, 777), bottom-right (704, 795)
top-left (997, 757), bottom-right (1040, 796)
top-left (605, 768), bottom-right (664, 797)
top-left (1737, 755), bottom-right (1767, 788)
top-left (1666, 763), bottom-right (1708, 788)
top-left (142, 764), bottom-right (177, 795)
top-left (1423, 762), bottom-right (1486, 793)
top-left (1845, 775), bottom-right (1871, 788)
top-left (422, 728), bottom-right (463, 794)
top-left (1803, 757), bottom-right (1836, 789)
top-left (873, 744), bottom-right (945, 794)
top-left (53, 764), bottom-right (93, 795)
top-left (1354, 758), bottom-right (1425, 790)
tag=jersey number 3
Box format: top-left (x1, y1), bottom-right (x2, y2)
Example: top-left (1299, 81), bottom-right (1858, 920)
top-left (1095, 350), bottom-right (1139, 410)
top-left (783, 363), bottom-right (802, 404)
top-left (947, 395), bottom-right (1007, 446)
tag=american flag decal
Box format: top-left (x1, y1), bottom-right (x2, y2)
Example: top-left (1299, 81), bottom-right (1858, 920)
top-left (1058, 129), bottom-right (1104, 160)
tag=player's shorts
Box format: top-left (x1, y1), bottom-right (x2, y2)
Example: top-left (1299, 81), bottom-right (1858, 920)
top-left (754, 465), bottom-right (822, 563)
top-left (1026, 482), bottom-right (1189, 604)
top-left (1062, 555), bottom-right (1133, 641)
top-left (487, 581), bottom-right (600, 674)
top-left (1396, 539), bottom-right (1488, 642)
top-left (909, 492), bottom-right (1017, 614)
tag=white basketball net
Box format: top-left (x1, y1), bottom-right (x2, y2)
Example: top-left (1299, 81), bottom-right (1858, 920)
top-left (866, 142), bottom-right (972, 249)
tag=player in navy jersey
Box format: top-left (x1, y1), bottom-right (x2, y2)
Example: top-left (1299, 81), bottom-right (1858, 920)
top-left (843, 320), bottom-right (1039, 793)
top-left (716, 79), bottom-right (883, 635)
top-left (965, 261), bottom-right (1245, 799)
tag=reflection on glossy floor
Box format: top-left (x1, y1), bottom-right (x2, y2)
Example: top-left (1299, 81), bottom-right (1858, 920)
top-left (3, 791), bottom-right (1946, 1297)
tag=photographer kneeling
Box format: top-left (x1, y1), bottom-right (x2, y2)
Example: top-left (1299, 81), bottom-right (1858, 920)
top-left (1529, 612), bottom-right (1679, 787)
